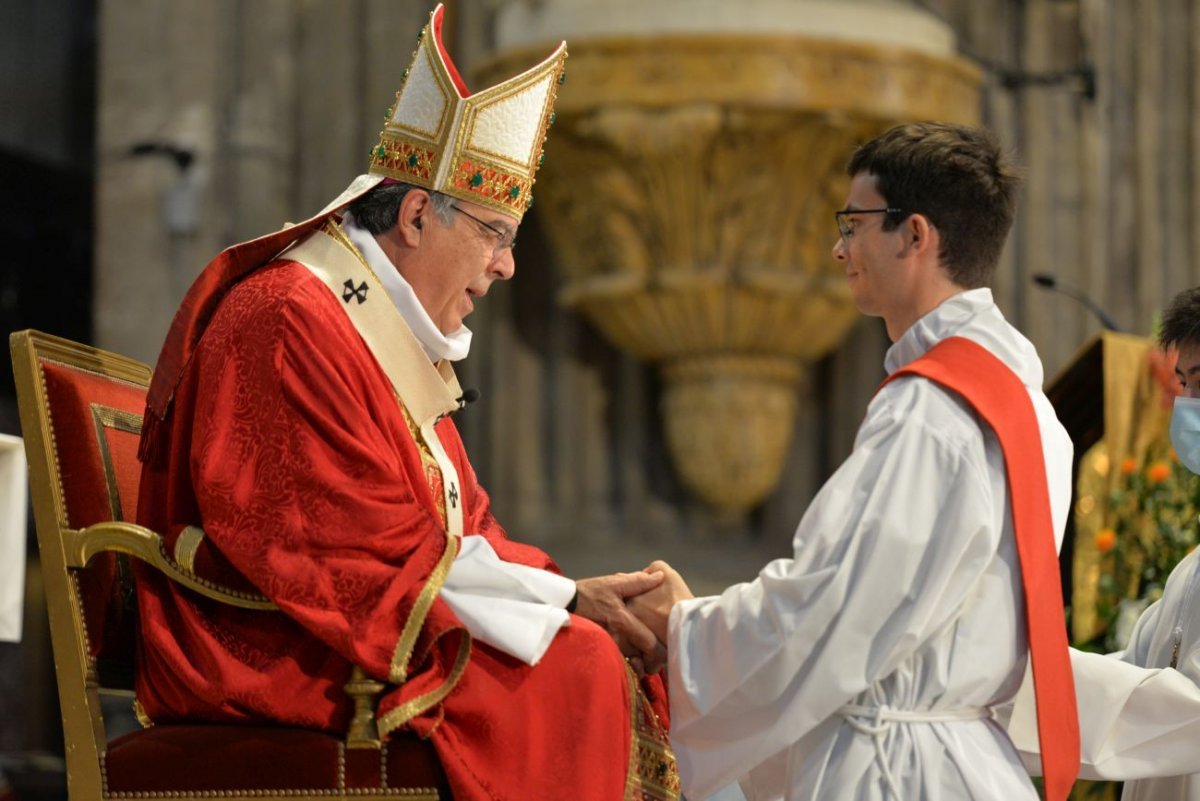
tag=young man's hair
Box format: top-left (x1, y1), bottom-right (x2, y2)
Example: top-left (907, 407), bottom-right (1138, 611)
top-left (847, 121), bottom-right (1022, 289)
top-left (1160, 287), bottom-right (1200, 350)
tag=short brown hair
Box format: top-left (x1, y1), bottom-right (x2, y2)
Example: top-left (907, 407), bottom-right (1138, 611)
top-left (1160, 287), bottom-right (1200, 350)
top-left (847, 122), bottom-right (1021, 289)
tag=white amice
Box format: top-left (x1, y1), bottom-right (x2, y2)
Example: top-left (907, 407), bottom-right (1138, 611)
top-left (342, 213), bottom-right (472, 363)
top-left (666, 289), bottom-right (1074, 800)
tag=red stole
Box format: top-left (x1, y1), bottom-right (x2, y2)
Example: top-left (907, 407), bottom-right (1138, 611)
top-left (878, 336), bottom-right (1079, 801)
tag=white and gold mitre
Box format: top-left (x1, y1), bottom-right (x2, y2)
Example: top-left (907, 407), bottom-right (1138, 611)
top-left (368, 4), bottom-right (567, 221)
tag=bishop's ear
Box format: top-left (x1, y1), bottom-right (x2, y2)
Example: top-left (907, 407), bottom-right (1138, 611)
top-left (396, 189), bottom-right (430, 246)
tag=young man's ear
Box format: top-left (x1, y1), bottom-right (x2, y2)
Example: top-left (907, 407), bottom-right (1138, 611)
top-left (898, 213), bottom-right (936, 258)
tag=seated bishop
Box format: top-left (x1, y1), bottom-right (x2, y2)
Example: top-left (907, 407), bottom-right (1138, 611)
top-left (133, 7), bottom-right (678, 800)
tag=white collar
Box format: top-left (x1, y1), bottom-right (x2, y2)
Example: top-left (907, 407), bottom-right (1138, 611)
top-left (885, 288), bottom-right (996, 374)
top-left (342, 212), bottom-right (472, 363)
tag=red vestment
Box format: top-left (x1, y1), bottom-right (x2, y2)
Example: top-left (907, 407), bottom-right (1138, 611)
top-left (135, 251), bottom-right (674, 801)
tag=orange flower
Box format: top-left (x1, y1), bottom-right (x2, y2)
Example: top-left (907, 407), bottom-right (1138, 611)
top-left (1120, 457), bottom-right (1138, 475)
top-left (1146, 461), bottom-right (1172, 484)
top-left (1094, 529), bottom-right (1117, 553)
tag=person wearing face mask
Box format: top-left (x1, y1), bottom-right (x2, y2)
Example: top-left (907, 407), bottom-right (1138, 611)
top-left (1006, 286), bottom-right (1200, 800)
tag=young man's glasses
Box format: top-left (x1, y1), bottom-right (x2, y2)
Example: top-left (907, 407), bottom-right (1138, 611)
top-left (835, 208), bottom-right (908, 242)
top-left (449, 204), bottom-right (517, 253)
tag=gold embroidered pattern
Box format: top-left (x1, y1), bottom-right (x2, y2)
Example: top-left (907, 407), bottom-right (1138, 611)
top-left (378, 632), bottom-right (471, 736)
top-left (399, 404), bottom-right (447, 528)
top-left (447, 157), bottom-right (532, 214)
top-left (173, 526), bottom-right (205, 574)
top-left (623, 667), bottom-right (681, 801)
top-left (370, 131), bottom-right (437, 185)
top-left (388, 530), bottom-right (458, 685)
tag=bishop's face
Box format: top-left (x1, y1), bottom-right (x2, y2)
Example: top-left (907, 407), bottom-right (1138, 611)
top-left (406, 199), bottom-right (518, 334)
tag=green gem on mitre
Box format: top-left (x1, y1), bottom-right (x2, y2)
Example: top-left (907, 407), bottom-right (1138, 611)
top-left (373, 144), bottom-right (386, 160)
top-left (470, 171), bottom-right (484, 187)
top-left (407, 153), bottom-right (419, 167)
top-left (508, 186), bottom-right (521, 199)
top-left (558, 70), bottom-right (567, 85)
top-left (548, 112), bottom-right (557, 126)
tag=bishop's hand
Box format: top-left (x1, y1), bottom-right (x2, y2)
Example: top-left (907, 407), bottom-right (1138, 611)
top-left (574, 571), bottom-right (664, 667)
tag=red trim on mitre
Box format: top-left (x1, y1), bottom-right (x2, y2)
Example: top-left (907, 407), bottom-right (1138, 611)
top-left (431, 5), bottom-right (470, 97)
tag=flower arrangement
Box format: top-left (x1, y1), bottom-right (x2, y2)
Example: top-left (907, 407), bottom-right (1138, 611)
top-left (1089, 347), bottom-right (1199, 653)
top-left (1092, 444), bottom-right (1200, 652)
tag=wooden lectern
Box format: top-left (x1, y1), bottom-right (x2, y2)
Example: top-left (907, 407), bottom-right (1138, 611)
top-left (1045, 330), bottom-right (1171, 645)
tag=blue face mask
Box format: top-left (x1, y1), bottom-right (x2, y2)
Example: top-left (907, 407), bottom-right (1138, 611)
top-left (1169, 396), bottom-right (1200, 474)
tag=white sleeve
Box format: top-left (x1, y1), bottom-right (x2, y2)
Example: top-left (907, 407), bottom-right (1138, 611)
top-left (439, 535), bottom-right (576, 665)
top-left (1009, 549), bottom-right (1200, 781)
top-left (667, 386), bottom-right (998, 799)
top-left (1008, 648), bottom-right (1200, 780)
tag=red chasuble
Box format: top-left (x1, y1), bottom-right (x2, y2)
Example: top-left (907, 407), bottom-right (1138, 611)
top-left (878, 336), bottom-right (1080, 801)
top-left (135, 256), bottom-right (675, 801)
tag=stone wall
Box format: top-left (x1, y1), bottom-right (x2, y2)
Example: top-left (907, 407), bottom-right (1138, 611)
top-left (91, 0), bottom-right (1200, 587)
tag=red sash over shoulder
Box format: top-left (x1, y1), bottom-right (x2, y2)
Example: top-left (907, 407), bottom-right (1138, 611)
top-left (878, 336), bottom-right (1079, 801)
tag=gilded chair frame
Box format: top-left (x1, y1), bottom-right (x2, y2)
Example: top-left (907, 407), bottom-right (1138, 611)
top-left (11, 330), bottom-right (414, 801)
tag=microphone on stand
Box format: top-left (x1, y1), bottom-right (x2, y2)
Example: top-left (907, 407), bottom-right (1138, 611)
top-left (1031, 273), bottom-right (1121, 332)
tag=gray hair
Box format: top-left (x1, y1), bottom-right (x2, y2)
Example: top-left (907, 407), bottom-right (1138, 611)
top-left (347, 182), bottom-right (455, 234)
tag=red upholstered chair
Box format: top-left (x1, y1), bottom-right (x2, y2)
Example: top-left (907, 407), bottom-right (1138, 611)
top-left (10, 330), bottom-right (450, 801)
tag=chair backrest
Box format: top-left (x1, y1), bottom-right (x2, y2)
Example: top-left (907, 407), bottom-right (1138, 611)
top-left (11, 331), bottom-right (422, 801)
top-left (11, 329), bottom-right (152, 799)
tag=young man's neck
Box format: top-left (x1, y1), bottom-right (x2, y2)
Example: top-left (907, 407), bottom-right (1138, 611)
top-left (884, 280), bottom-right (970, 342)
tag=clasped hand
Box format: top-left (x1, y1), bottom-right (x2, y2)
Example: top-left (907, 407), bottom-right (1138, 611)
top-left (574, 560), bottom-right (694, 676)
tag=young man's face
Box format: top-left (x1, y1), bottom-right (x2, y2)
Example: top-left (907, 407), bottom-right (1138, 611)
top-left (1174, 341), bottom-right (1200, 398)
top-left (831, 173), bottom-right (913, 324)
top-left (406, 199), bottom-right (518, 334)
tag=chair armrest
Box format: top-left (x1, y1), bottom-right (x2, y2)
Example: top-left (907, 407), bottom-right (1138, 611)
top-left (65, 522), bottom-right (277, 611)
top-left (71, 522), bottom-right (386, 749)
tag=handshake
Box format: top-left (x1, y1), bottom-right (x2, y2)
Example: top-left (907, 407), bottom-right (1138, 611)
top-left (574, 560), bottom-right (695, 676)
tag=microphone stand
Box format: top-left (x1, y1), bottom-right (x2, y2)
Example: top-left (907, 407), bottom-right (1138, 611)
top-left (1031, 274), bottom-right (1121, 332)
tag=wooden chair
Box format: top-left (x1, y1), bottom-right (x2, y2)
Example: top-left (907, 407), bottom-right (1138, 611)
top-left (10, 330), bottom-right (450, 801)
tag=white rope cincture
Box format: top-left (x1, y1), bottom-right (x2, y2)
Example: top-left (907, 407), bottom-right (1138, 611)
top-left (837, 702), bottom-right (995, 799)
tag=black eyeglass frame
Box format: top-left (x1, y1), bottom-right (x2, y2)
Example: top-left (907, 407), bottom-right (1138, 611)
top-left (835, 207), bottom-right (910, 241)
top-left (448, 203), bottom-right (517, 253)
